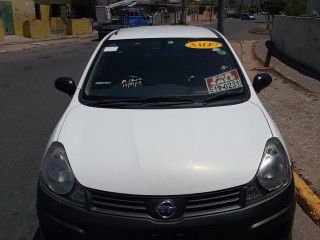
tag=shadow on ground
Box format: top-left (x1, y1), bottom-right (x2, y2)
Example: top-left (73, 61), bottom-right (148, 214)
top-left (265, 41), bottom-right (320, 81)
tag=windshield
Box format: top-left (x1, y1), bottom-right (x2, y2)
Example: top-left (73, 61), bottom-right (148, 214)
top-left (81, 38), bottom-right (249, 108)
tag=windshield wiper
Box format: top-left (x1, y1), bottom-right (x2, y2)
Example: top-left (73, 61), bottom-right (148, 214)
top-left (85, 96), bottom-right (195, 107)
top-left (198, 92), bottom-right (244, 105)
top-left (85, 97), bottom-right (148, 107)
top-left (139, 96), bottom-right (195, 107)
top-left (139, 96), bottom-right (194, 103)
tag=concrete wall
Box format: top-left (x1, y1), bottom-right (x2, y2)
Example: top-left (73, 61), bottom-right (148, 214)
top-left (11, 0), bottom-right (36, 36)
top-left (0, 18), bottom-right (4, 41)
top-left (23, 20), bottom-right (50, 38)
top-left (272, 16), bottom-right (320, 74)
top-left (50, 17), bottom-right (66, 34)
top-left (307, 0), bottom-right (320, 16)
top-left (39, 4), bottom-right (50, 21)
top-left (66, 19), bottom-right (92, 36)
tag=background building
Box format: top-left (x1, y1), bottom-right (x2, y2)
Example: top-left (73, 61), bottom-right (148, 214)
top-left (34, 0), bottom-right (70, 35)
top-left (0, 0), bottom-right (92, 39)
top-left (0, 0), bottom-right (36, 36)
top-left (0, 0), bottom-right (72, 36)
top-left (34, 0), bottom-right (70, 20)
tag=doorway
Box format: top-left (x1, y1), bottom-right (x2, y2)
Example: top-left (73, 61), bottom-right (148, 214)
top-left (0, 1), bottom-right (15, 35)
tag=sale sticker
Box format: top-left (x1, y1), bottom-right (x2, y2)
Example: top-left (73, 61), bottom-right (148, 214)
top-left (205, 69), bottom-right (243, 94)
top-left (185, 41), bottom-right (223, 49)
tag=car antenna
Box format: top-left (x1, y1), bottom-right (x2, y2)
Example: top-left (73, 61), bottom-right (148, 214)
top-left (114, 29), bottom-right (121, 35)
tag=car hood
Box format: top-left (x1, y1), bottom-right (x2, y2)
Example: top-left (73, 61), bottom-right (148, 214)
top-left (58, 102), bottom-right (272, 195)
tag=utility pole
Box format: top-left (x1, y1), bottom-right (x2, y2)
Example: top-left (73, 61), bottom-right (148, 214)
top-left (210, 0), bottom-right (214, 22)
top-left (181, 0), bottom-right (185, 24)
top-left (239, 0), bottom-right (244, 16)
top-left (217, 0), bottom-right (225, 34)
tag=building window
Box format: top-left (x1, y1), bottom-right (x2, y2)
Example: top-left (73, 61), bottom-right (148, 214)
top-left (51, 4), bottom-right (60, 17)
top-left (35, 4), bottom-right (40, 20)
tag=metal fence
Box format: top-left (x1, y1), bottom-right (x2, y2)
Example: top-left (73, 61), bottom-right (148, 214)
top-left (50, 17), bottom-right (67, 36)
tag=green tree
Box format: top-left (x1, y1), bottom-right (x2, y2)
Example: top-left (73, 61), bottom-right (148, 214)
top-left (185, 0), bottom-right (195, 12)
top-left (261, 0), bottom-right (286, 16)
top-left (200, 0), bottom-right (218, 8)
top-left (228, 0), bottom-right (237, 7)
top-left (238, 0), bottom-right (244, 15)
top-left (249, 7), bottom-right (257, 14)
top-left (261, 0), bottom-right (306, 16)
top-left (284, 0), bottom-right (307, 16)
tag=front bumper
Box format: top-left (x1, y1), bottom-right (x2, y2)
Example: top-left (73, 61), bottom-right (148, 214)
top-left (37, 180), bottom-right (295, 240)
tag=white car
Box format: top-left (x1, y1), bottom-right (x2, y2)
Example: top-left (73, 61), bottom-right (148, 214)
top-left (36, 26), bottom-right (295, 240)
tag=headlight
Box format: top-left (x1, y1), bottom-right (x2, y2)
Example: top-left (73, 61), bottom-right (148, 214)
top-left (257, 138), bottom-right (291, 191)
top-left (246, 138), bottom-right (292, 204)
top-left (41, 142), bottom-right (75, 194)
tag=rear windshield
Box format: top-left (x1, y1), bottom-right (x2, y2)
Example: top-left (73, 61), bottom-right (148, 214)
top-left (81, 38), bottom-right (249, 108)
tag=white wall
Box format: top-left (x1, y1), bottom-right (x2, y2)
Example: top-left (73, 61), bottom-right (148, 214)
top-left (272, 15), bottom-right (320, 74)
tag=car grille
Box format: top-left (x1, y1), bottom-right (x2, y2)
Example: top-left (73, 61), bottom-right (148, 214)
top-left (86, 185), bottom-right (245, 219)
top-left (184, 186), bottom-right (245, 217)
top-left (86, 189), bottom-right (147, 217)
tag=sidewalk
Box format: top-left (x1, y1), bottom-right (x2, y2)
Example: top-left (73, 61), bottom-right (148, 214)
top-left (254, 39), bottom-right (320, 93)
top-left (0, 33), bottom-right (97, 53)
top-left (253, 39), bottom-right (320, 227)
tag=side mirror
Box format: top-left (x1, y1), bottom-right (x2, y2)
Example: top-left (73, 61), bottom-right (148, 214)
top-left (55, 77), bottom-right (76, 96)
top-left (253, 73), bottom-right (272, 93)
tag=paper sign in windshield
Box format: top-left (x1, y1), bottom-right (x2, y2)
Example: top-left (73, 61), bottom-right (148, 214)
top-left (205, 69), bottom-right (242, 94)
top-left (185, 41), bottom-right (223, 49)
top-left (104, 46), bottom-right (118, 52)
top-left (121, 76), bottom-right (142, 88)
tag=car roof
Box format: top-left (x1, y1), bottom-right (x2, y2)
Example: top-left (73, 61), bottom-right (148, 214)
top-left (108, 26), bottom-right (219, 40)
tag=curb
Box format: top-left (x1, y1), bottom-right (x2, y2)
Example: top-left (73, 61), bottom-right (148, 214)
top-left (0, 36), bottom-right (76, 46)
top-left (294, 172), bottom-right (320, 226)
top-left (0, 34), bottom-right (97, 54)
top-left (0, 33), bottom-right (97, 47)
top-left (253, 40), bottom-right (320, 94)
top-left (253, 40), bottom-right (320, 227)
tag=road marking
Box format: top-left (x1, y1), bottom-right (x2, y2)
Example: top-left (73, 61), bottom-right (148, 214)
top-left (294, 172), bottom-right (320, 226)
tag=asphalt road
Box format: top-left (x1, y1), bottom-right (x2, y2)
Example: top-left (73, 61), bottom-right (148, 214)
top-left (0, 40), bottom-right (98, 240)
top-left (0, 17), bottom-right (319, 240)
top-left (191, 15), bottom-right (270, 40)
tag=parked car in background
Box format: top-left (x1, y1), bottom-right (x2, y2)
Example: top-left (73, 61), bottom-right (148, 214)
top-left (94, 0), bottom-right (151, 40)
top-left (240, 13), bottom-right (256, 20)
top-left (36, 26), bottom-right (295, 240)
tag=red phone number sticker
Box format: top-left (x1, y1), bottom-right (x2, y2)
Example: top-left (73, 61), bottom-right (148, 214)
top-left (205, 69), bottom-right (243, 94)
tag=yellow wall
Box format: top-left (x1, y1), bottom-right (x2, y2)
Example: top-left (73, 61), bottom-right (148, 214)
top-left (0, 19), bottom-right (4, 41)
top-left (10, 0), bottom-right (36, 36)
top-left (3, 1), bottom-right (92, 38)
top-left (39, 4), bottom-right (50, 21)
top-left (66, 19), bottom-right (92, 36)
top-left (23, 20), bottom-right (50, 38)
top-left (50, 17), bottom-right (66, 34)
